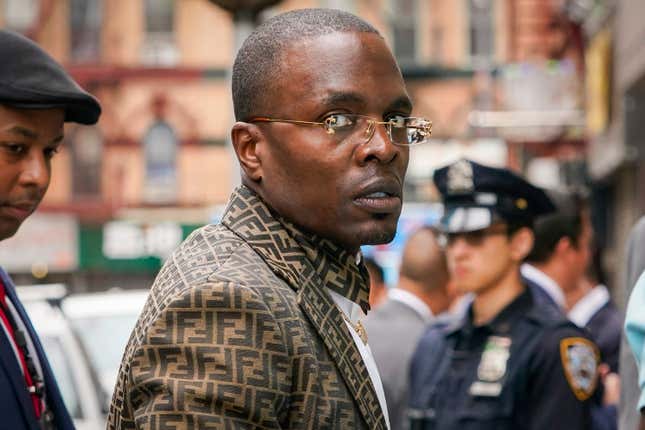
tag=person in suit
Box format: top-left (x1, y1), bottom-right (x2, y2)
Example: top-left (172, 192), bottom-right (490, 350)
top-left (0, 30), bottom-right (101, 430)
top-left (568, 255), bottom-right (621, 373)
top-left (620, 216), bottom-right (645, 430)
top-left (364, 226), bottom-right (453, 430)
top-left (108, 8), bottom-right (432, 430)
top-left (521, 191), bottom-right (618, 429)
top-left (625, 270), bottom-right (645, 430)
top-left (521, 191), bottom-right (592, 313)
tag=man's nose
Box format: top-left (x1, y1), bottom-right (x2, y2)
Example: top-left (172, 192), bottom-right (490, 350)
top-left (447, 235), bottom-right (471, 256)
top-left (19, 151), bottom-right (50, 189)
top-left (356, 120), bottom-right (402, 165)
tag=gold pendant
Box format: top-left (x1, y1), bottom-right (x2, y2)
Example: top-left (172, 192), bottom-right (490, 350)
top-left (355, 320), bottom-right (368, 345)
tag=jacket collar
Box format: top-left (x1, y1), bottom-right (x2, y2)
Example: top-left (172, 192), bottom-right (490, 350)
top-left (221, 186), bottom-right (386, 429)
top-left (447, 283), bottom-right (562, 341)
top-left (221, 185), bottom-right (371, 311)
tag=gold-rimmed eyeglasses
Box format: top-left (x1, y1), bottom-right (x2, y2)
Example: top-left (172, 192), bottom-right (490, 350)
top-left (248, 113), bottom-right (432, 146)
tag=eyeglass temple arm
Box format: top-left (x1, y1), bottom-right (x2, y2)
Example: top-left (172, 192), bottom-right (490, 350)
top-left (247, 117), bottom-right (324, 127)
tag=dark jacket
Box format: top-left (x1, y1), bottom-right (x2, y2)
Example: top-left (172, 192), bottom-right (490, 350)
top-left (408, 287), bottom-right (598, 430)
top-left (0, 268), bottom-right (75, 430)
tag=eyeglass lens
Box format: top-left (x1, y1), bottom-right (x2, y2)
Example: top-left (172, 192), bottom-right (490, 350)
top-left (326, 114), bottom-right (429, 146)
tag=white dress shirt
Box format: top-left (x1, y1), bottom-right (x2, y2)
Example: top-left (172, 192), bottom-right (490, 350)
top-left (521, 263), bottom-right (566, 309)
top-left (568, 285), bottom-right (611, 327)
top-left (327, 288), bottom-right (391, 430)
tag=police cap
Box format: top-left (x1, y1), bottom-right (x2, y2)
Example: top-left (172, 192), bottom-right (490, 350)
top-left (433, 159), bottom-right (555, 233)
top-left (0, 30), bottom-right (100, 124)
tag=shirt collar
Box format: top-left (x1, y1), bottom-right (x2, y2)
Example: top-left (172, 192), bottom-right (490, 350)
top-left (568, 285), bottom-right (611, 327)
top-left (387, 289), bottom-right (433, 323)
top-left (520, 263), bottom-right (566, 309)
top-left (460, 287), bottom-right (533, 336)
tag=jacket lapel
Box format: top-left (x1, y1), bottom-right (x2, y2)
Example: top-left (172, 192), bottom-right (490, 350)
top-left (0, 268), bottom-right (75, 430)
top-left (221, 186), bottom-right (387, 429)
top-left (297, 277), bottom-right (387, 430)
top-left (0, 270), bottom-right (41, 430)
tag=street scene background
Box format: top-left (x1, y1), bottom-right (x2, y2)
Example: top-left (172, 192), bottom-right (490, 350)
top-left (0, 0), bottom-right (643, 429)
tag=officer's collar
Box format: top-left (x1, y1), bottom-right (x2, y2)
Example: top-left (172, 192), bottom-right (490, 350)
top-left (449, 288), bottom-right (534, 337)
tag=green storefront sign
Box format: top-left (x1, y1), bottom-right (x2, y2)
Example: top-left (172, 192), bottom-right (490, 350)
top-left (79, 222), bottom-right (202, 272)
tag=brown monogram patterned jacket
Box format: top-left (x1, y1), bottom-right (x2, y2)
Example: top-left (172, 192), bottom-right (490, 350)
top-left (107, 186), bottom-right (388, 430)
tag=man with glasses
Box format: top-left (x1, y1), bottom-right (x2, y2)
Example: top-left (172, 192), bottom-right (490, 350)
top-left (408, 159), bottom-right (599, 430)
top-left (109, 8), bottom-right (431, 430)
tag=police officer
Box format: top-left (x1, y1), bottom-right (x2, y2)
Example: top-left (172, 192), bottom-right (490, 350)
top-left (408, 159), bottom-right (599, 430)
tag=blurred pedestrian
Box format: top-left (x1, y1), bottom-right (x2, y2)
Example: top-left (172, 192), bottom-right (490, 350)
top-left (408, 159), bottom-right (599, 429)
top-left (522, 190), bottom-right (592, 313)
top-left (0, 30), bottom-right (100, 430)
top-left (108, 8), bottom-right (432, 430)
top-left (625, 270), bottom-right (645, 430)
top-left (568, 253), bottom-right (621, 373)
top-left (366, 256), bottom-right (388, 309)
top-left (620, 216), bottom-right (645, 430)
top-left (364, 226), bottom-right (454, 430)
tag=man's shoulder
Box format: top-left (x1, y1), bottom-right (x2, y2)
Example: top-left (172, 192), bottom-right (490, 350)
top-left (587, 302), bottom-right (622, 339)
top-left (161, 222), bottom-right (275, 287)
top-left (365, 297), bottom-right (419, 323)
top-left (415, 319), bottom-right (454, 352)
top-left (364, 298), bottom-right (429, 358)
top-left (142, 223), bottom-right (293, 327)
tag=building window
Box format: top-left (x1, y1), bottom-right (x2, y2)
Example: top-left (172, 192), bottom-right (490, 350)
top-left (71, 126), bottom-right (103, 198)
top-left (70, 0), bottom-right (102, 63)
top-left (388, 0), bottom-right (418, 64)
top-left (469, 0), bottom-right (495, 65)
top-left (142, 0), bottom-right (178, 66)
top-left (143, 120), bottom-right (177, 203)
top-left (4, 0), bottom-right (39, 33)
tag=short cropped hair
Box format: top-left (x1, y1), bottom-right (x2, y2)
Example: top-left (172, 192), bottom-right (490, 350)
top-left (526, 190), bottom-right (588, 264)
top-left (399, 226), bottom-right (449, 293)
top-left (232, 8), bottom-right (381, 121)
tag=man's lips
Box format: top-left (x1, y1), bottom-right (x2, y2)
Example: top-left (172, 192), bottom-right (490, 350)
top-left (0, 202), bottom-right (38, 221)
top-left (353, 180), bottom-right (402, 214)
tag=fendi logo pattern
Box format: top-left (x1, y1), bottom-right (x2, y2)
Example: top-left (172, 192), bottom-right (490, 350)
top-left (108, 186), bottom-right (387, 430)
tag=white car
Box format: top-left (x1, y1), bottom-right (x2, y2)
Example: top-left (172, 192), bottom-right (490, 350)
top-left (17, 284), bottom-right (106, 430)
top-left (61, 289), bottom-right (149, 399)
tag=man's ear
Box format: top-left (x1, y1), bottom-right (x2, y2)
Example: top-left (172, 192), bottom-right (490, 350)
top-left (555, 236), bottom-right (574, 257)
top-left (231, 122), bottom-right (263, 182)
top-left (510, 227), bottom-right (534, 261)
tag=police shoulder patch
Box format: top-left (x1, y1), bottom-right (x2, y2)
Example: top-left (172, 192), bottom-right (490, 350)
top-left (559, 337), bottom-right (599, 401)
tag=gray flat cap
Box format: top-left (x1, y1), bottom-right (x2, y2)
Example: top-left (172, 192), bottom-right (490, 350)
top-left (0, 30), bottom-right (101, 124)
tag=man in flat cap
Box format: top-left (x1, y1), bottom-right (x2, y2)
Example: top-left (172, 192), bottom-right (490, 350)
top-left (0, 30), bottom-right (100, 430)
top-left (408, 159), bottom-right (600, 429)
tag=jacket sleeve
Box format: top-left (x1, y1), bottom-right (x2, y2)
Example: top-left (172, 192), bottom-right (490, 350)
top-left (125, 281), bottom-right (292, 430)
top-left (527, 325), bottom-right (599, 430)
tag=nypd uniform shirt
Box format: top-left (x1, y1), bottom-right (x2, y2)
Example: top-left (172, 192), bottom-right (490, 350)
top-left (408, 288), bottom-right (599, 430)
